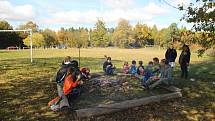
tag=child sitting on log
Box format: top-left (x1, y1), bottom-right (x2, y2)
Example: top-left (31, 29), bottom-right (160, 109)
top-left (142, 57), bottom-right (161, 83)
top-left (130, 60), bottom-right (137, 76)
top-left (143, 59), bottom-right (172, 89)
top-left (137, 61), bottom-right (144, 76)
top-left (123, 61), bottom-right (130, 74)
top-left (160, 59), bottom-right (173, 85)
top-left (103, 57), bottom-right (115, 75)
top-left (152, 57), bottom-right (161, 76)
top-left (142, 61), bottom-right (154, 83)
top-left (135, 60), bottom-right (145, 80)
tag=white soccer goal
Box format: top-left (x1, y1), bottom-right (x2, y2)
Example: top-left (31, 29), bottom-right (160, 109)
top-left (0, 29), bottom-right (33, 62)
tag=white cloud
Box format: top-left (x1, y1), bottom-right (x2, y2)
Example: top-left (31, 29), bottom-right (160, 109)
top-left (104, 0), bottom-right (135, 9)
top-left (143, 2), bottom-right (168, 15)
top-left (42, 2), bottom-right (169, 27)
top-left (42, 10), bottom-right (99, 24)
top-left (0, 0), bottom-right (35, 21)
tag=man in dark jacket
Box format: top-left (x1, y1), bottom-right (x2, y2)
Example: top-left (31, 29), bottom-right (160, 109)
top-left (165, 44), bottom-right (177, 67)
top-left (179, 44), bottom-right (191, 79)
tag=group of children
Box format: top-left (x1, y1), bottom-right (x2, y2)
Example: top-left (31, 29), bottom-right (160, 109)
top-left (49, 43), bottom-right (192, 111)
top-left (50, 55), bottom-right (174, 111)
top-left (123, 57), bottom-right (173, 89)
top-left (102, 56), bottom-right (173, 89)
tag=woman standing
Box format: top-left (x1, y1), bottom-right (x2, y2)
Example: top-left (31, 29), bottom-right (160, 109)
top-left (179, 44), bottom-right (191, 79)
top-left (165, 44), bottom-right (177, 68)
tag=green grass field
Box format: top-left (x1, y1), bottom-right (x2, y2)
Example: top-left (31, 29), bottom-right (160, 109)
top-left (0, 48), bottom-right (214, 121)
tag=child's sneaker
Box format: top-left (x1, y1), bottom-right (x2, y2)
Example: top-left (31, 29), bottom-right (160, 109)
top-left (50, 104), bottom-right (60, 111)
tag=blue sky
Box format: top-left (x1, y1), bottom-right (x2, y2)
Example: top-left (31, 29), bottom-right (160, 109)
top-left (0, 0), bottom-right (193, 30)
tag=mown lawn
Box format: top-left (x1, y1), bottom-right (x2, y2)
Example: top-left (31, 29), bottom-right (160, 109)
top-left (0, 48), bottom-right (214, 121)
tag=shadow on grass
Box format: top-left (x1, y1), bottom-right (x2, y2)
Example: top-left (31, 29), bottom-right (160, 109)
top-left (0, 57), bottom-right (214, 121)
top-left (0, 57), bottom-right (106, 120)
top-left (171, 58), bottom-right (215, 120)
top-left (86, 59), bottom-right (215, 121)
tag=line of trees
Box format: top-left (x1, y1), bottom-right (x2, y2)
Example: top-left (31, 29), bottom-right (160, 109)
top-left (0, 18), bottom-right (213, 50)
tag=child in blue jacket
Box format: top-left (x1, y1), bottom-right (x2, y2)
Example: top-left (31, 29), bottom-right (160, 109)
top-left (130, 60), bottom-right (137, 76)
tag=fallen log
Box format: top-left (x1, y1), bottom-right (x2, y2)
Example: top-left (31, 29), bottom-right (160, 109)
top-left (158, 85), bottom-right (182, 92)
top-left (75, 92), bottom-right (182, 118)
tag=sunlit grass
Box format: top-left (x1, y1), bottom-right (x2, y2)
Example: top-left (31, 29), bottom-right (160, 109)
top-left (0, 48), bottom-right (214, 120)
top-left (0, 47), bottom-right (212, 62)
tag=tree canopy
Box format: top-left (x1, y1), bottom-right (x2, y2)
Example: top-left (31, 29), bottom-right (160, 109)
top-left (18, 21), bottom-right (39, 32)
top-left (112, 19), bottom-right (134, 48)
top-left (0, 21), bottom-right (23, 49)
top-left (180, 0), bottom-right (215, 50)
top-left (24, 33), bottom-right (44, 47)
top-left (91, 19), bottom-right (109, 47)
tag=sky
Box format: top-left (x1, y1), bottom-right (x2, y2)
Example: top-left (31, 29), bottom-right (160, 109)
top-left (0, 0), bottom-right (194, 30)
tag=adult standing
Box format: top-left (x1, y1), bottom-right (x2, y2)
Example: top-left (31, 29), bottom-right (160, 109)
top-left (179, 44), bottom-right (191, 79)
top-left (165, 44), bottom-right (177, 68)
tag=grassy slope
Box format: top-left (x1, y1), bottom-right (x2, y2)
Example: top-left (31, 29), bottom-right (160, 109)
top-left (0, 48), bottom-right (214, 121)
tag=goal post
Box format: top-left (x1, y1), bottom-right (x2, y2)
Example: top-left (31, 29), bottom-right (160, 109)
top-left (0, 29), bottom-right (33, 63)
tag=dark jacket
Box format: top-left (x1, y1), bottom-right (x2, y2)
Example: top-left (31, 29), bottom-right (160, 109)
top-left (103, 61), bottom-right (113, 71)
top-left (137, 65), bottom-right (144, 75)
top-left (56, 61), bottom-right (80, 85)
top-left (165, 48), bottom-right (177, 62)
top-left (179, 51), bottom-right (191, 65)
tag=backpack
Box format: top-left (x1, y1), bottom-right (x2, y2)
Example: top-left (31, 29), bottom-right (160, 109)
top-left (56, 60), bottom-right (80, 86)
top-left (56, 66), bottom-right (68, 86)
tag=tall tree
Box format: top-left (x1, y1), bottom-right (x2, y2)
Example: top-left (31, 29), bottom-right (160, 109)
top-left (168, 23), bottom-right (180, 43)
top-left (134, 23), bottom-right (152, 47)
top-left (0, 20), bottom-right (13, 30)
top-left (79, 28), bottom-right (90, 47)
top-left (67, 28), bottom-right (89, 48)
top-left (17, 21), bottom-right (39, 42)
top-left (180, 0), bottom-right (215, 50)
top-left (157, 28), bottom-right (171, 47)
top-left (24, 33), bottom-right (44, 47)
top-left (91, 19), bottom-right (108, 47)
top-left (151, 25), bottom-right (159, 45)
top-left (42, 29), bottom-right (58, 47)
top-left (57, 27), bottom-right (68, 48)
top-left (157, 23), bottom-right (180, 47)
top-left (18, 21), bottom-right (39, 32)
top-left (66, 29), bottom-right (77, 47)
top-left (112, 19), bottom-right (134, 48)
top-left (0, 20), bottom-right (23, 49)
top-left (180, 27), bottom-right (195, 45)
